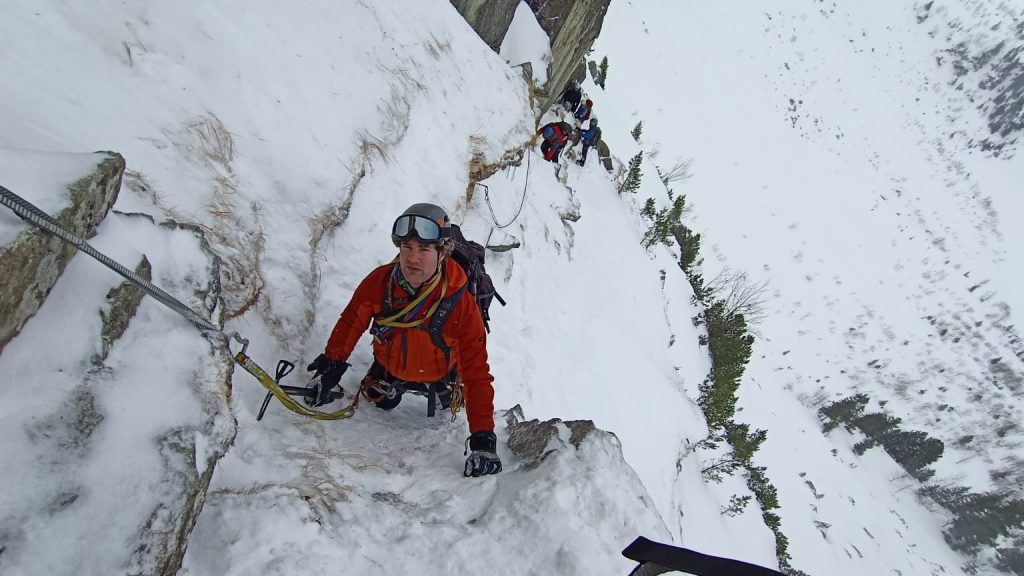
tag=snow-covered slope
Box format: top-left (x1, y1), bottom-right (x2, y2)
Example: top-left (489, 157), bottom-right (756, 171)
top-left (1, 1), bottom-right (709, 574)
top-left (596, 0), bottom-right (1024, 574)
top-left (917, 0), bottom-right (1024, 156)
top-left (4, 0), bottom-right (1023, 574)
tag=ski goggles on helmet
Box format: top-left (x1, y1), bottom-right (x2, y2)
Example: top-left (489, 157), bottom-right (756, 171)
top-left (391, 214), bottom-right (449, 244)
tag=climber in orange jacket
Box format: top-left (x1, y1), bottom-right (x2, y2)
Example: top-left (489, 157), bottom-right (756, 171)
top-left (306, 202), bottom-right (501, 477)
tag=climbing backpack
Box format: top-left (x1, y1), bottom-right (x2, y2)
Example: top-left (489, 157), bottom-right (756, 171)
top-left (421, 223), bottom-right (505, 416)
top-left (555, 122), bottom-right (573, 146)
top-left (446, 224), bottom-right (504, 332)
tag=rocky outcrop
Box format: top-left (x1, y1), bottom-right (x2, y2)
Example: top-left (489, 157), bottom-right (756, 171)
top-left (597, 140), bottom-right (613, 171)
top-left (0, 149), bottom-right (236, 576)
top-left (98, 255), bottom-right (151, 361)
top-left (504, 404), bottom-right (608, 469)
top-left (450, 0), bottom-right (519, 52)
top-left (525, 0), bottom-right (612, 112)
top-left (449, 0), bottom-right (610, 114)
top-left (0, 152), bottom-right (124, 355)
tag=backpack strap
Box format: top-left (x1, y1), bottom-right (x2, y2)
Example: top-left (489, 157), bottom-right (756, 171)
top-left (427, 380), bottom-right (437, 417)
top-left (427, 284), bottom-right (466, 367)
top-left (426, 286), bottom-right (466, 418)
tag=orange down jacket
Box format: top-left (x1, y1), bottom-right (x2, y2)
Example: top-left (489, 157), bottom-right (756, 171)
top-left (325, 258), bottom-right (495, 433)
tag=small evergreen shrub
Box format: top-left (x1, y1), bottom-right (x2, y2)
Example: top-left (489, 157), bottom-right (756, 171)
top-left (640, 193), bottom-right (686, 248)
top-left (819, 393), bottom-right (870, 432)
top-left (595, 56), bottom-right (609, 88)
top-left (631, 121), bottom-right (643, 142)
top-left (721, 494), bottom-right (752, 516)
top-left (698, 302), bottom-right (754, 431)
top-left (619, 151), bottom-right (643, 194)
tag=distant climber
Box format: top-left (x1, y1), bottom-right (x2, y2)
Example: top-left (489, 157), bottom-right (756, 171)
top-left (307, 203), bottom-right (502, 478)
top-left (576, 116), bottom-right (601, 166)
top-left (561, 81), bottom-right (582, 114)
top-left (537, 121), bottom-right (572, 163)
top-left (574, 98), bottom-right (593, 124)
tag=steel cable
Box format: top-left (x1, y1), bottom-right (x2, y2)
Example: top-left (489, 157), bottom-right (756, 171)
top-left (1, 185), bottom-right (220, 334)
top-left (482, 149), bottom-right (530, 229)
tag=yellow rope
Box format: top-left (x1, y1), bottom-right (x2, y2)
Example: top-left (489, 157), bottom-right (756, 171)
top-left (232, 265), bottom-right (455, 421)
top-left (374, 269), bottom-right (446, 327)
top-left (234, 351), bottom-right (357, 420)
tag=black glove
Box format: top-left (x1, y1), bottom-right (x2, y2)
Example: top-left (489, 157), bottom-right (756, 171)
top-left (305, 353), bottom-right (349, 407)
top-left (464, 430), bottom-right (502, 477)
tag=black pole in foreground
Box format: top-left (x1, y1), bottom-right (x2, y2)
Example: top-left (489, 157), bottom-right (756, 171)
top-left (622, 537), bottom-right (786, 576)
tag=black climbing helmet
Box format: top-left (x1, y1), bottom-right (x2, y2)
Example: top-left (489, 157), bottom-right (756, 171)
top-left (391, 203), bottom-right (452, 246)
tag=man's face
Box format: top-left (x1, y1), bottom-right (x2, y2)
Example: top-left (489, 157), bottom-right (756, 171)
top-left (398, 237), bottom-right (441, 288)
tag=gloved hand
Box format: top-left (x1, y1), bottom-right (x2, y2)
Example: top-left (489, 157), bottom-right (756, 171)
top-left (464, 430), bottom-right (502, 477)
top-left (305, 353), bottom-right (350, 407)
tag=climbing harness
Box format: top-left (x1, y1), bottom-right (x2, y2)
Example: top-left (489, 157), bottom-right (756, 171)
top-left (359, 376), bottom-right (399, 403)
top-left (0, 185), bottom-right (353, 421)
top-left (359, 366), bottom-right (464, 422)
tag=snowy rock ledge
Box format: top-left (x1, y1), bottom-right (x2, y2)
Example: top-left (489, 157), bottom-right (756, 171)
top-left (0, 148), bottom-right (123, 354)
top-left (180, 404), bottom-right (668, 575)
top-left (0, 148), bottom-right (236, 576)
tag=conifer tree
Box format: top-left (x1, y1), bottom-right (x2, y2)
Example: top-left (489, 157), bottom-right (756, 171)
top-left (917, 483), bottom-right (972, 510)
top-left (945, 493), bottom-right (1024, 553)
top-left (853, 412), bottom-right (902, 438)
top-left (850, 412), bottom-right (901, 454)
top-left (641, 194), bottom-right (687, 248)
top-left (631, 121), bottom-right (643, 142)
top-left (701, 420), bottom-right (768, 481)
top-left (619, 151), bottom-right (643, 194)
top-left (819, 393), bottom-right (870, 432)
top-left (880, 430), bottom-right (944, 475)
top-left (996, 536), bottom-right (1024, 574)
top-left (698, 303), bottom-right (754, 431)
top-left (673, 224), bottom-right (702, 276)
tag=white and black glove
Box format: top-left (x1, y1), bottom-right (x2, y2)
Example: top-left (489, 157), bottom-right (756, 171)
top-left (464, 431), bottom-right (502, 477)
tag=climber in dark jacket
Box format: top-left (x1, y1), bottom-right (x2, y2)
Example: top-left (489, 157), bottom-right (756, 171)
top-left (537, 121), bottom-right (572, 163)
top-left (576, 116), bottom-right (602, 166)
top-left (561, 81), bottom-right (582, 114)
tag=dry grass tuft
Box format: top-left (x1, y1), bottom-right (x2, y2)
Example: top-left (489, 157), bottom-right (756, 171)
top-left (189, 114), bottom-right (234, 170)
top-left (124, 169), bottom-right (166, 207)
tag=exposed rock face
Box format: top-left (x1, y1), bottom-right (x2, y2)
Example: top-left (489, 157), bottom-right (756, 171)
top-left (0, 151), bottom-right (236, 576)
top-left (504, 403), bottom-right (607, 469)
top-left (98, 255), bottom-right (152, 361)
top-left (130, 415), bottom-right (234, 576)
top-left (449, 0), bottom-right (610, 114)
top-left (449, 0), bottom-right (519, 52)
top-left (597, 140), bottom-right (613, 171)
top-left (0, 152), bottom-right (124, 354)
top-left (525, 0), bottom-right (612, 112)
